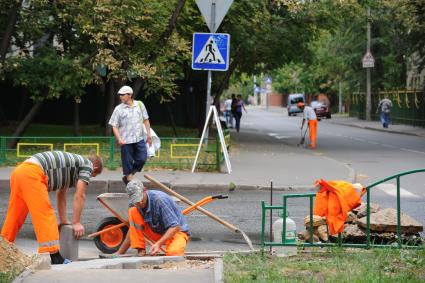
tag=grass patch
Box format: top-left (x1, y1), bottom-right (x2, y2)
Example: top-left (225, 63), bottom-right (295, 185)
top-left (224, 248), bottom-right (425, 282)
top-left (0, 271), bottom-right (17, 283)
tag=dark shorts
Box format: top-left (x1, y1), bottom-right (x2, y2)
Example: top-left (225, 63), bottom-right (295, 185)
top-left (121, 139), bottom-right (148, 176)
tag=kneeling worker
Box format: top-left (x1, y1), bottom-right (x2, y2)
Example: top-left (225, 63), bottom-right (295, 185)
top-left (126, 180), bottom-right (190, 256)
top-left (298, 102), bottom-right (318, 149)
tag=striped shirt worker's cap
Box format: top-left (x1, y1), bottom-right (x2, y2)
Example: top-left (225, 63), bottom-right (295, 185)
top-left (126, 180), bottom-right (144, 204)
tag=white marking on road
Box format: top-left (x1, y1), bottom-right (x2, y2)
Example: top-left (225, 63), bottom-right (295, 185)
top-left (400, 148), bottom-right (425, 155)
top-left (275, 136), bottom-right (291, 139)
top-left (268, 133), bottom-right (279, 136)
top-left (375, 183), bottom-right (420, 198)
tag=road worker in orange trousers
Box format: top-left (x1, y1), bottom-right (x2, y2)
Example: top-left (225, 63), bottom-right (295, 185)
top-left (1, 151), bottom-right (103, 264)
top-left (298, 102), bottom-right (318, 149)
top-left (125, 180), bottom-right (190, 256)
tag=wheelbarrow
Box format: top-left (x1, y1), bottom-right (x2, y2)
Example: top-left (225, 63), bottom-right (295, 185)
top-left (88, 191), bottom-right (229, 254)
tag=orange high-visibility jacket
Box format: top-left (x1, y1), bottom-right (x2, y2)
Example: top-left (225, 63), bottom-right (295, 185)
top-left (313, 179), bottom-right (366, 235)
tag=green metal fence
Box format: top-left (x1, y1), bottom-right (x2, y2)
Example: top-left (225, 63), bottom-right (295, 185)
top-left (261, 169), bottom-right (425, 250)
top-left (350, 90), bottom-right (425, 127)
top-left (350, 90), bottom-right (425, 126)
top-left (0, 131), bottom-right (230, 171)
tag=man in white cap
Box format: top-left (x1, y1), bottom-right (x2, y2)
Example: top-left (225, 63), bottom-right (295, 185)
top-left (109, 86), bottom-right (152, 184)
top-left (125, 180), bottom-right (190, 256)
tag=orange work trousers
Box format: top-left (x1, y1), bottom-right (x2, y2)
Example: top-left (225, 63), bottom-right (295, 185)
top-left (128, 207), bottom-right (189, 256)
top-left (308, 119), bottom-right (318, 148)
top-left (1, 163), bottom-right (60, 253)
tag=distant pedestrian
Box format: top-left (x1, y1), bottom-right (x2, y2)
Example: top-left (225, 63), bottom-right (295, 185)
top-left (376, 96), bottom-right (392, 128)
top-left (234, 94), bottom-right (247, 132)
top-left (298, 102), bottom-right (318, 149)
top-left (230, 94), bottom-right (237, 128)
top-left (224, 96), bottom-right (233, 128)
top-left (109, 85), bottom-right (152, 185)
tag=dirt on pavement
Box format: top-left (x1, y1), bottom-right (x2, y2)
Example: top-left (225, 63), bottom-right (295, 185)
top-left (0, 237), bottom-right (33, 274)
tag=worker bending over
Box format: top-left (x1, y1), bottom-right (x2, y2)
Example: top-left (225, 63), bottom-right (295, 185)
top-left (1, 151), bottom-right (103, 264)
top-left (126, 180), bottom-right (190, 256)
top-left (298, 102), bottom-right (318, 149)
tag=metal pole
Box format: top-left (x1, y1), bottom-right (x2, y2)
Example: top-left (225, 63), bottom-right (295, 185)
top-left (253, 75), bottom-right (257, 106)
top-left (366, 7), bottom-right (372, 121)
top-left (203, 2), bottom-right (216, 163)
top-left (269, 180), bottom-right (273, 254)
top-left (338, 80), bottom-right (342, 113)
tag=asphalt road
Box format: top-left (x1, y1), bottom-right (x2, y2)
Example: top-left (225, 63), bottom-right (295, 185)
top-left (1, 107), bottom-right (424, 253)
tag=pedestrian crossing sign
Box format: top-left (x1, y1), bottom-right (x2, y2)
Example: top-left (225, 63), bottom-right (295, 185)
top-left (192, 33), bottom-right (230, 71)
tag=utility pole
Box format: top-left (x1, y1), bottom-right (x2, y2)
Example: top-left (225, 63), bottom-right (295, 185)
top-left (338, 81), bottom-right (342, 113)
top-left (366, 7), bottom-right (372, 121)
top-left (253, 75), bottom-right (257, 105)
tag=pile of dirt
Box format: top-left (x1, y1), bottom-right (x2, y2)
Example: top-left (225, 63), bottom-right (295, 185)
top-left (0, 237), bottom-right (33, 275)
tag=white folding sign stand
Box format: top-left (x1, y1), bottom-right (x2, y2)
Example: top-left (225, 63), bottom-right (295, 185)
top-left (191, 106), bottom-right (231, 174)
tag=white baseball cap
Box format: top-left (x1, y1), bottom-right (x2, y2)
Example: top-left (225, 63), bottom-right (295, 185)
top-left (117, 85), bottom-right (133, 95)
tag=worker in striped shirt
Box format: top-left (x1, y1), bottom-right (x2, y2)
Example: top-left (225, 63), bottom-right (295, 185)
top-left (1, 151), bottom-right (103, 264)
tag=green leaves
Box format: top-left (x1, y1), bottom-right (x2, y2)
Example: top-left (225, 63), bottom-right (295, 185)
top-left (4, 47), bottom-right (88, 100)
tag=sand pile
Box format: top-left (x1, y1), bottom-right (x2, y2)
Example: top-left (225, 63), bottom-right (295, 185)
top-left (0, 237), bottom-right (33, 275)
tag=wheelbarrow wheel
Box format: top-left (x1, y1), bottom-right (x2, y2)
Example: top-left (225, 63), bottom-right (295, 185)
top-left (94, 217), bottom-right (128, 254)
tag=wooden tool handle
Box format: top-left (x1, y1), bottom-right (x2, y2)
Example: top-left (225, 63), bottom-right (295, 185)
top-left (144, 174), bottom-right (239, 232)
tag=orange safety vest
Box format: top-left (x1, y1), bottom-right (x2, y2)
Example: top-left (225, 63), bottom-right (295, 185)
top-left (313, 179), bottom-right (366, 235)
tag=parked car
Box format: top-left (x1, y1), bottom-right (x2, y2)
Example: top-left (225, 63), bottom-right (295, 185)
top-left (287, 93), bottom-right (305, 116)
top-left (311, 100), bottom-right (331, 119)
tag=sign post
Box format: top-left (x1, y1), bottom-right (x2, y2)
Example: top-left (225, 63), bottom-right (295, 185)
top-left (192, 0), bottom-right (233, 173)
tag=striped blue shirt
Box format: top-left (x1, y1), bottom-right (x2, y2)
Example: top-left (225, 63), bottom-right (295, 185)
top-left (138, 190), bottom-right (190, 235)
top-left (31, 151), bottom-right (93, 191)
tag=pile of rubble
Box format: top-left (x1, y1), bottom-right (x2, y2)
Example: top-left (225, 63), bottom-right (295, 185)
top-left (0, 237), bottom-right (33, 276)
top-left (298, 203), bottom-right (423, 245)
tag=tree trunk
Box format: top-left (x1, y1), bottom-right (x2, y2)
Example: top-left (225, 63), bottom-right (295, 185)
top-left (73, 100), bottom-right (81, 136)
top-left (159, 0), bottom-right (186, 47)
top-left (166, 103), bottom-right (178, 137)
top-left (17, 89), bottom-right (29, 121)
top-left (8, 100), bottom-right (44, 148)
top-left (0, 104), bottom-right (7, 125)
top-left (132, 79), bottom-right (144, 99)
top-left (0, 0), bottom-right (23, 63)
top-left (104, 80), bottom-right (116, 136)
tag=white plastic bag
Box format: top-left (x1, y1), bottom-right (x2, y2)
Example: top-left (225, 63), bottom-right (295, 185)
top-left (143, 125), bottom-right (160, 158)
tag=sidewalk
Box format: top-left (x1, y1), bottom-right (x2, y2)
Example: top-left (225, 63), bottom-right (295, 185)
top-left (327, 113), bottom-right (425, 138)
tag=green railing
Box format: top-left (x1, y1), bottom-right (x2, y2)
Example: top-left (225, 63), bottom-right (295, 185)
top-left (350, 90), bottom-right (425, 127)
top-left (261, 169), bottom-right (425, 250)
top-left (0, 131), bottom-right (230, 171)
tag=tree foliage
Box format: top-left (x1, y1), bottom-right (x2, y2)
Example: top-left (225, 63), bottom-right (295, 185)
top-left (265, 0), bottom-right (425, 104)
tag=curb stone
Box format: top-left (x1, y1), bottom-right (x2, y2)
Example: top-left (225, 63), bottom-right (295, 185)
top-left (214, 258), bottom-right (224, 283)
top-left (12, 254), bottom-right (51, 283)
